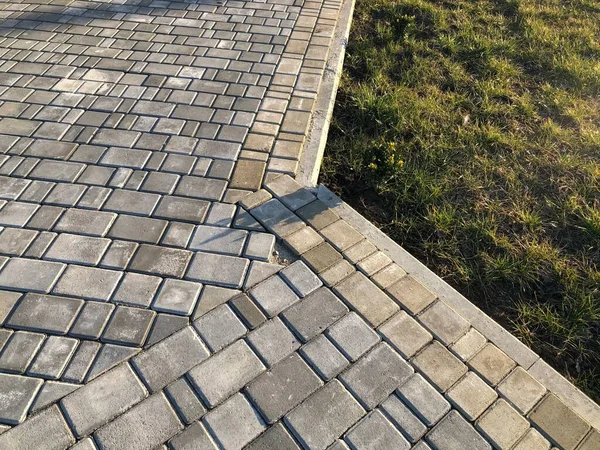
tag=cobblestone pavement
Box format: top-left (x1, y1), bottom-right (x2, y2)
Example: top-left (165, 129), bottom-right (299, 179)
top-left (0, 0), bottom-right (598, 449)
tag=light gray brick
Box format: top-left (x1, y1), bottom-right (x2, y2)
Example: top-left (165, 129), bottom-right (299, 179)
top-left (185, 252), bottom-right (249, 289)
top-left (247, 353), bottom-right (323, 424)
top-left (129, 244), bottom-right (192, 278)
top-left (27, 336), bottom-right (78, 380)
top-left (339, 343), bottom-right (413, 410)
top-left (53, 265), bottom-right (122, 301)
top-left (0, 405), bottom-right (75, 450)
top-left (165, 378), bottom-right (207, 424)
top-left (187, 339), bottom-right (265, 408)
top-left (100, 240), bottom-right (139, 270)
top-left (0, 373), bottom-right (43, 425)
top-left (61, 341), bottom-right (101, 384)
top-left (249, 275), bottom-right (299, 317)
top-left (169, 422), bottom-right (217, 450)
top-left (326, 312), bottom-right (380, 362)
top-left (0, 331), bottom-right (44, 374)
top-left (30, 381), bottom-right (79, 414)
top-left (102, 306), bottom-right (155, 347)
top-left (246, 422), bottom-right (300, 450)
top-left (45, 233), bottom-right (110, 266)
top-left (107, 214), bottom-right (168, 244)
top-left (193, 304), bottom-right (246, 352)
top-left (0, 228), bottom-right (38, 256)
top-left (153, 279), bottom-right (202, 316)
top-left (280, 261), bottom-right (322, 297)
top-left (417, 301), bottom-right (469, 345)
top-left (412, 342), bottom-right (468, 392)
top-left (445, 372), bottom-right (497, 421)
top-left (386, 276), bottom-right (436, 315)
top-left (265, 174), bottom-right (315, 211)
top-left (69, 302), bottom-right (115, 340)
top-left (0, 258), bottom-right (65, 293)
top-left (203, 393), bottom-right (265, 450)
top-left (7, 293), bottom-right (83, 335)
top-left (0, 202), bottom-right (39, 226)
top-left (396, 374), bottom-right (451, 426)
top-left (189, 225), bottom-right (248, 256)
top-left (243, 231), bottom-right (275, 261)
top-left (345, 409), bottom-right (410, 450)
top-left (380, 394), bottom-right (427, 443)
top-left (94, 393), bottom-right (182, 450)
top-left (247, 317), bottom-right (300, 367)
top-left (378, 311), bottom-right (432, 359)
top-left (60, 363), bottom-right (148, 438)
top-left (300, 334), bottom-right (349, 381)
top-left (285, 380), bottom-right (365, 450)
top-left (468, 343), bottom-right (516, 386)
top-left (103, 190), bottom-right (160, 216)
top-left (425, 410), bottom-right (491, 450)
top-left (496, 367), bottom-right (546, 414)
top-left (86, 344), bottom-right (140, 381)
top-left (112, 272), bottom-right (162, 308)
top-left (251, 199), bottom-right (305, 237)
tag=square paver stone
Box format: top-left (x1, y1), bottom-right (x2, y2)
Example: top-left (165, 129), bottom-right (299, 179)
top-left (102, 306), bottom-right (156, 346)
top-left (0, 373), bottom-right (43, 425)
top-left (378, 311), bottom-right (432, 358)
top-left (249, 275), bottom-right (300, 317)
top-left (185, 252), bottom-right (249, 289)
top-left (496, 367), bottom-right (546, 414)
top-left (475, 399), bottom-right (529, 450)
top-left (193, 304), bottom-right (246, 352)
top-left (412, 341), bottom-right (467, 392)
top-left (112, 272), bottom-right (162, 308)
top-left (445, 372), bottom-right (497, 421)
top-left (153, 279), bottom-right (202, 316)
top-left (425, 410), bottom-right (491, 450)
top-left (468, 343), bottom-right (516, 386)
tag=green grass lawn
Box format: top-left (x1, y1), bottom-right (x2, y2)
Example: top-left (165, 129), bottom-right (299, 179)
top-left (322, 0), bottom-right (600, 400)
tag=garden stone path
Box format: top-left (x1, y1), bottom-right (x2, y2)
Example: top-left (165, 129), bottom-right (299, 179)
top-left (0, 0), bottom-right (598, 449)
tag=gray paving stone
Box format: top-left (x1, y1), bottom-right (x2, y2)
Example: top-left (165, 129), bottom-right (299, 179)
top-left (417, 301), bottom-right (469, 345)
top-left (300, 334), bottom-right (350, 381)
top-left (44, 183), bottom-right (86, 207)
top-left (69, 302), bottom-right (115, 340)
top-left (103, 190), bottom-right (160, 216)
top-left (378, 311), bottom-right (433, 359)
top-left (247, 317), bottom-right (301, 367)
top-left (282, 287), bottom-right (348, 342)
top-left (450, 328), bottom-right (487, 361)
top-left (320, 220), bottom-right (363, 252)
top-left (0, 290), bottom-right (20, 325)
top-left (251, 199), bottom-right (305, 237)
top-left (371, 263), bottom-right (407, 289)
top-left (193, 285), bottom-right (241, 319)
top-left (60, 363), bottom-right (148, 438)
top-left (0, 373), bottom-right (43, 425)
top-left (165, 377), bottom-right (207, 425)
top-left (23, 231), bottom-right (56, 259)
top-left (30, 381), bottom-right (79, 414)
top-left (94, 392), bottom-right (182, 450)
top-left (246, 422), bottom-right (300, 450)
top-left (107, 214), bottom-right (168, 244)
top-left (112, 272), bottom-right (162, 308)
top-left (145, 313), bottom-right (189, 348)
top-left (396, 374), bottom-right (451, 427)
top-left (70, 438), bottom-right (101, 450)
top-left (129, 244), bottom-right (192, 278)
top-left (203, 393), bottom-right (265, 450)
top-left (189, 225), bottom-right (248, 256)
top-left (248, 353), bottom-right (323, 424)
top-left (193, 304), bottom-right (246, 352)
top-left (29, 160), bottom-right (85, 183)
top-left (249, 275), bottom-right (300, 317)
top-left (529, 394), bottom-right (590, 450)
top-left (380, 393), bottom-right (427, 443)
top-left (169, 421), bottom-right (217, 450)
top-left (497, 367), bottom-right (546, 414)
top-left (54, 209), bottom-right (116, 237)
top-left (280, 261), bottom-right (322, 297)
top-left (141, 171), bottom-right (180, 195)
top-left (356, 251), bottom-right (392, 276)
top-left (186, 252), bottom-right (249, 289)
top-left (475, 399), bottom-right (529, 449)
top-left (53, 265), bottom-right (122, 301)
top-left (86, 344), bottom-right (140, 381)
top-left (26, 205), bottom-right (63, 231)
top-left (229, 293), bottom-right (267, 330)
top-left (61, 341), bottom-right (101, 384)
top-left (302, 242), bottom-right (343, 273)
top-left (187, 339), bottom-right (265, 408)
top-left (334, 272), bottom-right (399, 327)
top-left (386, 276), bottom-right (436, 315)
top-left (512, 428), bottom-right (551, 450)
top-left (326, 312), bottom-right (380, 362)
top-left (27, 336), bottom-right (78, 380)
top-left (265, 175), bottom-right (316, 211)
top-left (162, 222), bottom-right (195, 248)
top-left (153, 196), bottom-right (210, 223)
top-left (412, 341), bottom-right (468, 392)
top-left (345, 409), bottom-right (410, 450)
top-left (243, 261), bottom-right (284, 290)
top-left (320, 260), bottom-right (355, 287)
top-left (175, 176), bottom-right (227, 201)
top-left (100, 240), bottom-right (138, 270)
top-left (0, 228), bottom-right (37, 257)
top-left (0, 258), bottom-right (66, 293)
top-left (468, 343), bottom-right (516, 386)
top-left (446, 372), bottom-right (497, 421)
top-left (205, 202), bottom-right (237, 227)
top-left (0, 177), bottom-right (30, 200)
top-left (102, 306), bottom-right (155, 347)
top-left (7, 293), bottom-right (83, 335)
top-left (425, 410), bottom-right (491, 450)
top-left (0, 405), bottom-right (75, 450)
top-left (285, 380), bottom-right (366, 450)
top-left (244, 231), bottom-right (275, 261)
top-left (45, 233), bottom-right (110, 266)
top-left (340, 343), bottom-right (413, 410)
top-left (0, 202), bottom-right (38, 226)
top-left (153, 279), bottom-right (202, 316)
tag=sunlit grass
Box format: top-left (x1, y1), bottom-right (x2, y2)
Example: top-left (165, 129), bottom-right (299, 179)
top-left (323, 0), bottom-right (600, 399)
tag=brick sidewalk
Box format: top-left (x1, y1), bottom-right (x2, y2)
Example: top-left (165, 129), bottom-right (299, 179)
top-left (0, 0), bottom-right (598, 449)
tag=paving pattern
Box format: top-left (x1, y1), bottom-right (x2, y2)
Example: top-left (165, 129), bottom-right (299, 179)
top-left (0, 0), bottom-right (598, 449)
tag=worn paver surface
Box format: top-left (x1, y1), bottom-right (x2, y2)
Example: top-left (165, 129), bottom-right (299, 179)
top-left (0, 0), bottom-right (598, 449)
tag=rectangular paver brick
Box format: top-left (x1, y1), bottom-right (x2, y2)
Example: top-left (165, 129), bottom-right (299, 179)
top-left (185, 252), bottom-right (249, 289)
top-left (60, 363), bottom-right (148, 438)
top-left (7, 293), bottom-right (83, 335)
